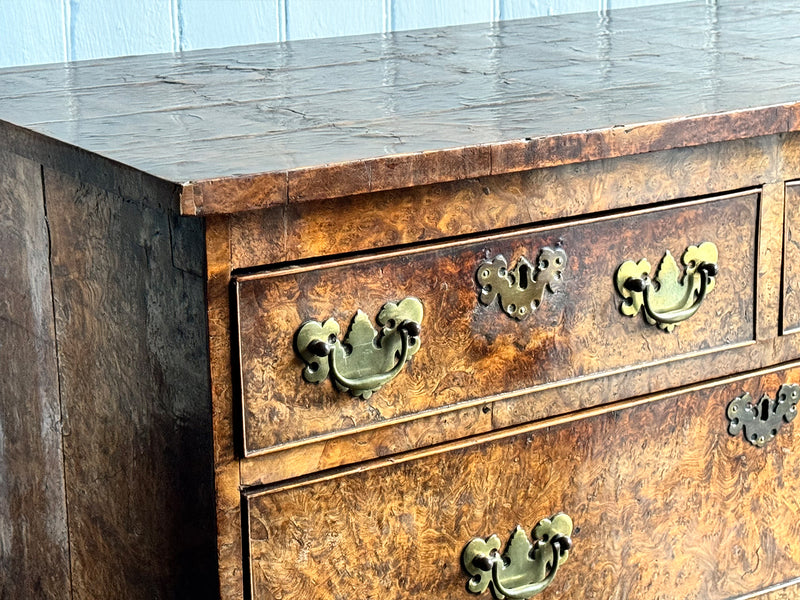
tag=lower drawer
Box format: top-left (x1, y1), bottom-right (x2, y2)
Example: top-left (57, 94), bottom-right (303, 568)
top-left (244, 363), bottom-right (800, 599)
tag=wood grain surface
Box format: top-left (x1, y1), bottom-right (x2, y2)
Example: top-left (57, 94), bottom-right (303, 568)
top-left (245, 364), bottom-right (800, 600)
top-left (229, 135), bottom-right (778, 269)
top-left (1, 2), bottom-right (800, 213)
top-left (783, 182), bottom-right (800, 334)
top-left (235, 191), bottom-right (758, 455)
top-left (239, 403), bottom-right (493, 488)
top-left (205, 215), bottom-right (245, 600)
top-left (0, 150), bottom-right (71, 598)
top-left (782, 133), bottom-right (800, 181)
top-left (239, 334), bottom-right (800, 487)
top-left (43, 169), bottom-right (218, 598)
top-left (5, 5), bottom-right (800, 598)
top-left (753, 582), bottom-right (800, 599)
top-left (757, 182), bottom-right (785, 341)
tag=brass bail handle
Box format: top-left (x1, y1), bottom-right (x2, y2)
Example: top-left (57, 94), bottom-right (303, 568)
top-left (295, 297), bottom-right (423, 399)
top-left (463, 513), bottom-right (573, 599)
top-left (615, 241), bottom-right (718, 332)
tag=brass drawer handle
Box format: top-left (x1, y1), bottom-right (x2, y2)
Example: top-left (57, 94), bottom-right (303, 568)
top-left (463, 513), bottom-right (573, 599)
top-left (476, 246), bottom-right (567, 320)
top-left (296, 297), bottom-right (423, 399)
top-left (615, 241), bottom-right (718, 332)
top-left (727, 384), bottom-right (799, 447)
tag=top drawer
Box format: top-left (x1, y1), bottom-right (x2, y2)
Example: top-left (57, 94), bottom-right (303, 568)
top-left (234, 190), bottom-right (758, 456)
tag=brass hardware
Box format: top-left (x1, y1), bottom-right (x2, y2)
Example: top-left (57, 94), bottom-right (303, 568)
top-left (296, 297), bottom-right (423, 399)
top-left (615, 241), bottom-right (718, 332)
top-left (476, 247), bottom-right (567, 320)
top-left (463, 513), bottom-right (573, 600)
top-left (727, 384), bottom-right (799, 447)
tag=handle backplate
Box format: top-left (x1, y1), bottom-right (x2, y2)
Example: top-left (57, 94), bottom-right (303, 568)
top-left (615, 241), bottom-right (718, 332)
top-left (463, 513), bottom-right (573, 599)
top-left (296, 297), bottom-right (422, 399)
top-left (476, 246), bottom-right (566, 320)
top-left (727, 383), bottom-right (798, 447)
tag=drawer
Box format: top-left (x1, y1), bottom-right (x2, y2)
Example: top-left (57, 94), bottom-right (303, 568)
top-left (234, 190), bottom-right (758, 456)
top-left (243, 362), bottom-right (800, 599)
top-left (783, 181), bottom-right (800, 334)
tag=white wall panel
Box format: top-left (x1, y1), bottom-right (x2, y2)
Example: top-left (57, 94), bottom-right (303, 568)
top-left (0, 0), bottom-right (65, 67)
top-left (286, 0), bottom-right (383, 40)
top-left (179, 0), bottom-right (280, 51)
top-left (392, 0), bottom-right (493, 32)
top-left (67, 0), bottom-right (173, 61)
top-left (500, 0), bottom-right (598, 19)
top-left (0, 0), bottom-right (687, 68)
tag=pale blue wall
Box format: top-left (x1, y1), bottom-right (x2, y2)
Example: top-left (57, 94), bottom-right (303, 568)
top-left (0, 0), bottom-right (676, 68)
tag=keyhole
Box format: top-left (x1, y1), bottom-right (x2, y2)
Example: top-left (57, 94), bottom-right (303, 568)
top-left (519, 264), bottom-right (530, 289)
top-left (760, 397), bottom-right (771, 421)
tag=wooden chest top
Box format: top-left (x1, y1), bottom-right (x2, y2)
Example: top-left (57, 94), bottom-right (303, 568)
top-left (1, 0), bottom-right (800, 215)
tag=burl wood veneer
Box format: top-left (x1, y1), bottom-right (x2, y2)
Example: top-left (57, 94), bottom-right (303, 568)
top-left (245, 364), bottom-right (800, 600)
top-left (783, 181), bottom-right (800, 335)
top-left (236, 191), bottom-right (757, 456)
top-left (4, 2), bottom-right (800, 599)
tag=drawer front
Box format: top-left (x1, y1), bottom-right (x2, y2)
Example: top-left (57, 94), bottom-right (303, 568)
top-left (244, 363), bottom-right (800, 600)
top-left (235, 190), bottom-right (758, 456)
top-left (783, 182), bottom-right (800, 334)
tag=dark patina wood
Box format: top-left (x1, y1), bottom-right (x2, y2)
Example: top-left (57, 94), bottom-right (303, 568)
top-left (0, 150), bottom-right (70, 599)
top-left (1, 3), bottom-right (800, 214)
top-left (235, 191), bottom-right (757, 455)
top-left (245, 363), bottom-right (800, 600)
top-left (43, 169), bottom-right (218, 598)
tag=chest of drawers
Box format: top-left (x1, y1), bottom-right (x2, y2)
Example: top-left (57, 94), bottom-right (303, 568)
top-left (3, 1), bottom-right (800, 598)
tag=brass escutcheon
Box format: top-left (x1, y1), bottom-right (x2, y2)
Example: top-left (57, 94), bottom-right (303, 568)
top-left (615, 241), bottom-right (718, 332)
top-left (476, 246), bottom-right (567, 320)
top-left (295, 297), bottom-right (423, 399)
top-left (727, 384), bottom-right (799, 447)
top-left (462, 513), bottom-right (573, 599)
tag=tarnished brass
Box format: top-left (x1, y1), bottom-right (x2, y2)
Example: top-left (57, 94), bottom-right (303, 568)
top-left (727, 384), bottom-right (799, 447)
top-left (296, 297), bottom-right (423, 399)
top-left (463, 513), bottom-right (573, 600)
top-left (615, 241), bottom-right (718, 332)
top-left (476, 246), bottom-right (567, 320)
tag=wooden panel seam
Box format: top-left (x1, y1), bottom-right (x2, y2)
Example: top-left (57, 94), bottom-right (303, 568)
top-left (733, 577), bottom-right (800, 600)
top-left (756, 183), bottom-right (783, 341)
top-left (237, 339), bottom-right (757, 459)
top-left (233, 188), bottom-right (761, 280)
top-left (782, 181), bottom-right (800, 335)
top-left (243, 356), bottom-right (800, 499)
top-left (180, 106), bottom-right (798, 215)
top-left (39, 161), bottom-right (75, 600)
top-left (43, 167), bottom-right (217, 597)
